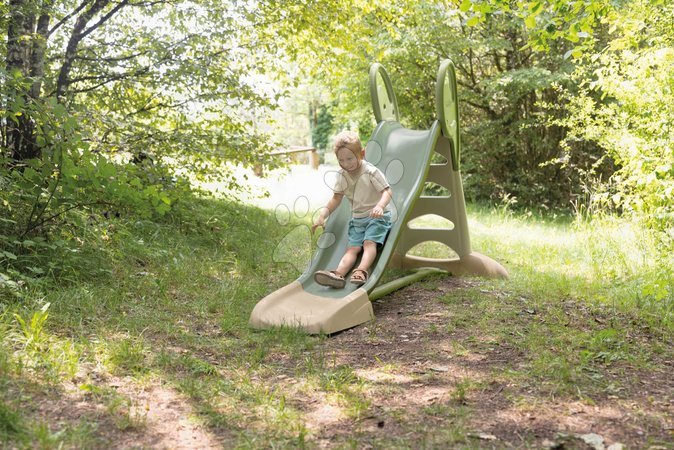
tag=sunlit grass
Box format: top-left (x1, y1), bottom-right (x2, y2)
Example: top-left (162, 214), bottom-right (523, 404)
top-left (406, 205), bottom-right (673, 401)
top-left (408, 204), bottom-right (674, 329)
top-left (0, 196), bottom-right (672, 447)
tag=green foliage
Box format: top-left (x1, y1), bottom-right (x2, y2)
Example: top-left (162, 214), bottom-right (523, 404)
top-left (0, 400), bottom-right (24, 442)
top-left (268, 0), bottom-right (670, 223)
top-left (1, 1), bottom-right (673, 442)
top-left (13, 302), bottom-right (50, 352)
top-left (456, 0), bottom-right (674, 230)
top-left (0, 95), bottom-right (194, 293)
top-left (311, 104), bottom-right (334, 153)
top-left (459, 0), bottom-right (612, 53)
top-left (7, 303), bottom-right (81, 381)
top-left (1, 0), bottom-right (289, 290)
top-left (106, 337), bottom-right (148, 375)
top-left (555, 0), bottom-right (674, 229)
top-left (271, 1), bottom-right (610, 209)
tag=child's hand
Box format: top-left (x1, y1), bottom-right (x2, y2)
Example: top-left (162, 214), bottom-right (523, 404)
top-left (311, 216), bottom-right (325, 234)
top-left (370, 206), bottom-right (384, 218)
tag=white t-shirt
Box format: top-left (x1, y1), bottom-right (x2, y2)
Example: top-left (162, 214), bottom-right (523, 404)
top-left (333, 161), bottom-right (390, 218)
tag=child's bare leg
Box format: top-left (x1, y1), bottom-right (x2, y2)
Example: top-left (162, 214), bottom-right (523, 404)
top-left (355, 240), bottom-right (377, 273)
top-left (335, 246), bottom-right (362, 276)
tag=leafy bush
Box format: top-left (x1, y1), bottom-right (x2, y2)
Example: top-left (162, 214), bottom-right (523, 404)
top-left (0, 97), bottom-right (192, 297)
top-left (556, 1), bottom-right (674, 230)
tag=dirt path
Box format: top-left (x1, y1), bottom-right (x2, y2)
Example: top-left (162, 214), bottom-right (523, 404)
top-left (31, 372), bottom-right (222, 449)
top-left (304, 278), bottom-right (674, 449)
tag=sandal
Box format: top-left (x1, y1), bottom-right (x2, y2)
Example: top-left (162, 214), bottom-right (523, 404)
top-left (350, 269), bottom-right (369, 286)
top-left (314, 270), bottom-right (346, 288)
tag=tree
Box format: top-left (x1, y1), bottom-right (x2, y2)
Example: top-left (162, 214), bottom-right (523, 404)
top-left (3, 0), bottom-right (289, 161)
top-left (1, 0), bottom-right (309, 284)
top-left (1, 0), bottom-right (294, 241)
top-left (267, 0), bottom-right (613, 208)
top-left (555, 0), bottom-right (674, 226)
top-left (310, 103), bottom-right (333, 155)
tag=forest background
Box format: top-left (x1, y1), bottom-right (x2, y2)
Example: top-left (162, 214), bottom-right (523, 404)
top-left (4, 0), bottom-right (673, 308)
top-left (3, 0), bottom-right (673, 264)
top-left (0, 0), bottom-right (673, 447)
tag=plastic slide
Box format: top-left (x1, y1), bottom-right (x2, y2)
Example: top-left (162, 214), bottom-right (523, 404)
top-left (249, 60), bottom-right (507, 334)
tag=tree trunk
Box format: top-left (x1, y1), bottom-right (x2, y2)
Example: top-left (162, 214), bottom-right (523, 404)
top-left (6, 0), bottom-right (40, 161)
top-left (30, 6), bottom-right (52, 99)
top-left (56, 0), bottom-right (110, 100)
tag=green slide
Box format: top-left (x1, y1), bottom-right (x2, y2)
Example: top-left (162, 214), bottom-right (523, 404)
top-left (249, 60), bottom-right (507, 334)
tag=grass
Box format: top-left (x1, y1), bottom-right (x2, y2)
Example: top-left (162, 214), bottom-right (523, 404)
top-left (426, 204), bottom-right (673, 399)
top-left (0, 195), bottom-right (673, 448)
top-left (470, 204), bottom-right (673, 321)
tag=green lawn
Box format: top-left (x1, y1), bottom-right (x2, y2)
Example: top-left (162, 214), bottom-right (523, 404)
top-left (1, 196), bottom-right (672, 448)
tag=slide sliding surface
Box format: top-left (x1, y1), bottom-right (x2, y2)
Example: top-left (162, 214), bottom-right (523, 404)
top-left (249, 121), bottom-right (441, 334)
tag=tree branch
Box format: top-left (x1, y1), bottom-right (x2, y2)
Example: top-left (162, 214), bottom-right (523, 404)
top-left (47, 0), bottom-right (90, 38)
top-left (56, 0), bottom-right (110, 99)
top-left (75, 50), bottom-right (148, 62)
top-left (80, 0), bottom-right (130, 40)
top-left (68, 67), bottom-right (151, 93)
top-left (21, 201), bottom-right (114, 237)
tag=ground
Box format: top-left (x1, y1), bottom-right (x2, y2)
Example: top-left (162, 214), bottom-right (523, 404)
top-left (10, 165), bottom-right (673, 448)
top-left (24, 277), bottom-right (671, 449)
top-left (307, 278), bottom-right (673, 449)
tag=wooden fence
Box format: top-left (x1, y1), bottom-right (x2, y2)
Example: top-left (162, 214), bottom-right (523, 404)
top-left (255, 146), bottom-right (319, 176)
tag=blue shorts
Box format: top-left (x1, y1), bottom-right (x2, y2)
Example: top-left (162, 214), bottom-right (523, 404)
top-left (347, 212), bottom-right (392, 247)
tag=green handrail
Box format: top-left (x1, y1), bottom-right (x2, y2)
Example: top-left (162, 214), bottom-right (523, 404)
top-left (435, 60), bottom-right (461, 171)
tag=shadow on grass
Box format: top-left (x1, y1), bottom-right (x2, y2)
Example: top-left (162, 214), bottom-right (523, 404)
top-left (5, 197), bottom-right (672, 448)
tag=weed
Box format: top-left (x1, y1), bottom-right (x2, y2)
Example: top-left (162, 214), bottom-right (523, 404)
top-left (5, 303), bottom-right (81, 381)
top-left (13, 303), bottom-right (50, 352)
top-left (0, 343), bottom-right (10, 377)
top-left (53, 420), bottom-right (100, 449)
top-left (80, 383), bottom-right (147, 431)
top-left (584, 327), bottom-right (630, 365)
top-left (106, 336), bottom-right (148, 375)
top-left (319, 365), bottom-right (358, 392)
top-left (298, 348), bottom-right (327, 377)
top-left (181, 355), bottom-right (219, 376)
top-left (0, 400), bottom-right (23, 442)
top-left (450, 380), bottom-right (475, 405)
top-left (423, 403), bottom-right (469, 421)
top-left (317, 365), bottom-right (372, 419)
top-left (110, 398), bottom-right (148, 431)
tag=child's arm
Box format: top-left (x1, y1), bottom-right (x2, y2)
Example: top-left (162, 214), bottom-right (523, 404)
top-left (311, 193), bottom-right (344, 233)
top-left (370, 187), bottom-right (392, 218)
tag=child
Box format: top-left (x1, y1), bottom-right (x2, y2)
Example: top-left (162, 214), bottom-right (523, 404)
top-left (312, 131), bottom-right (393, 288)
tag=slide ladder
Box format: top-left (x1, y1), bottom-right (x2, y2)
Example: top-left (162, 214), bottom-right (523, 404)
top-left (388, 60), bottom-right (508, 278)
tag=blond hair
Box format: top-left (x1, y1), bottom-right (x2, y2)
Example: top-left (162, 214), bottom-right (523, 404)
top-left (333, 131), bottom-right (363, 159)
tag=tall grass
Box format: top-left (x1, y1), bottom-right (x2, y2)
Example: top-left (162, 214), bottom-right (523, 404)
top-left (0, 197), bottom-right (320, 447)
top-left (467, 204), bottom-right (673, 331)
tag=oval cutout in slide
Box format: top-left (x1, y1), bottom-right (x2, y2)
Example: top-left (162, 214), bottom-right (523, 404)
top-left (407, 241), bottom-right (459, 260)
top-left (408, 214), bottom-right (454, 230)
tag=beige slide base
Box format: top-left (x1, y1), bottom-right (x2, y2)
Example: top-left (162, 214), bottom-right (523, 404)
top-left (389, 251), bottom-right (509, 279)
top-left (249, 281), bottom-right (374, 335)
